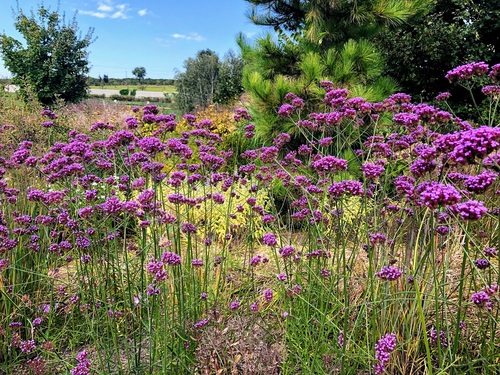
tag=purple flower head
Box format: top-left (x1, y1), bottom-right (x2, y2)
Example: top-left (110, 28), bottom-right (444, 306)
top-left (147, 284), bottom-right (160, 296)
top-left (484, 247), bottom-right (498, 257)
top-left (161, 251), bottom-right (182, 266)
top-left (70, 350), bottom-right (91, 375)
top-left (273, 132), bottom-right (291, 148)
top-left (191, 258), bottom-right (204, 267)
top-left (464, 171), bottom-right (497, 193)
top-left (181, 222), bottom-right (197, 233)
top-left (449, 200), bottom-right (488, 221)
top-left (482, 85), bottom-right (500, 96)
top-left (263, 289), bottom-right (273, 302)
top-left (474, 258), bottom-right (490, 269)
top-left (234, 107), bottom-right (252, 121)
top-left (489, 64), bottom-right (500, 82)
top-left (41, 109), bottom-right (58, 119)
top-left (20, 340), bottom-right (36, 353)
top-left (416, 181), bottom-right (461, 209)
top-left (376, 266), bottom-right (403, 281)
top-left (280, 245), bottom-right (295, 258)
top-left (0, 258), bottom-right (10, 271)
top-left (446, 62), bottom-right (489, 82)
top-left (125, 117), bottom-right (139, 129)
top-left (250, 255), bottom-right (262, 266)
top-left (311, 155), bottom-right (347, 173)
top-left (278, 103), bottom-right (294, 117)
top-left (373, 333), bottom-right (397, 374)
top-left (262, 233), bottom-right (278, 246)
top-left (194, 318), bottom-right (209, 330)
top-left (471, 291), bottom-right (491, 310)
top-left (137, 136), bottom-right (166, 155)
top-left (434, 126), bottom-right (500, 165)
top-left (147, 258), bottom-right (163, 274)
top-left (361, 162), bottom-right (385, 180)
top-left (409, 158), bottom-right (437, 177)
top-left (229, 300), bottom-right (240, 310)
top-left (393, 112), bottom-right (420, 127)
top-left (436, 92), bottom-right (451, 101)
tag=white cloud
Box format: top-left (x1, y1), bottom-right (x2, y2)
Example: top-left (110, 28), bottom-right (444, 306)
top-left (97, 4), bottom-right (113, 12)
top-left (79, 1), bottom-right (131, 19)
top-left (110, 11), bottom-right (127, 19)
top-left (138, 9), bottom-right (147, 16)
top-left (79, 10), bottom-right (107, 18)
top-left (170, 32), bottom-right (205, 42)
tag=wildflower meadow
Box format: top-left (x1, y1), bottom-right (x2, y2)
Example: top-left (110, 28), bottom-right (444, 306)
top-left (1, 62), bottom-right (500, 374)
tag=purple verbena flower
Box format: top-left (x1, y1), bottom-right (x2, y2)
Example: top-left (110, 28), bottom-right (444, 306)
top-left (373, 333), bottom-right (397, 374)
top-left (446, 62), bottom-right (489, 82)
top-left (375, 266), bottom-right (402, 281)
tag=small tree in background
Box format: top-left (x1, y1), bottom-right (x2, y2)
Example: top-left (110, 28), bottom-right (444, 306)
top-left (175, 50), bottom-right (245, 113)
top-left (132, 66), bottom-right (147, 86)
top-left (214, 50), bottom-right (245, 105)
top-left (175, 49), bottom-right (221, 113)
top-left (0, 4), bottom-right (94, 105)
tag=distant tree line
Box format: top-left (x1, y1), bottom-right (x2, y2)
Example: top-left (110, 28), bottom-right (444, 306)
top-left (86, 77), bottom-right (176, 87)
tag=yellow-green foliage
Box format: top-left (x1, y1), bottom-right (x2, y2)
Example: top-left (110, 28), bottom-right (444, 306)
top-left (158, 181), bottom-right (271, 244)
top-left (177, 104), bottom-right (238, 138)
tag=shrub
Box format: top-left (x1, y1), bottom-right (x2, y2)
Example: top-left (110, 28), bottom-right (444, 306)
top-left (119, 88), bottom-right (129, 96)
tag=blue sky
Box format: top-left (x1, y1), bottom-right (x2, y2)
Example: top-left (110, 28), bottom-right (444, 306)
top-left (0, 0), bottom-right (268, 79)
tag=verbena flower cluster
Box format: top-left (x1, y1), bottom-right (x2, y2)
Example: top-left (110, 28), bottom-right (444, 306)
top-left (1, 60), bottom-right (500, 373)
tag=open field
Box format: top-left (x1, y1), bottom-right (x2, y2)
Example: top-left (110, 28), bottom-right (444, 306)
top-left (89, 85), bottom-right (177, 93)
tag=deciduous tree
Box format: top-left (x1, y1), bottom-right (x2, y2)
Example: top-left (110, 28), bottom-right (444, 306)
top-left (0, 4), bottom-right (94, 105)
top-left (132, 66), bottom-right (147, 84)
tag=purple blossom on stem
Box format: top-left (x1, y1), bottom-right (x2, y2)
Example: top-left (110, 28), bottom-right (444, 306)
top-left (194, 318), bottom-right (209, 330)
top-left (361, 162), bottom-right (385, 180)
top-left (484, 247), bottom-right (498, 257)
top-left (474, 258), bottom-right (490, 269)
top-left (373, 333), bottom-right (397, 374)
top-left (229, 300), bottom-right (240, 310)
top-left (161, 251), bottom-right (182, 266)
top-left (262, 233), bottom-right (278, 246)
top-left (280, 245), bottom-right (295, 258)
top-left (19, 340), bottom-right (36, 353)
top-left (416, 181), bottom-right (461, 209)
top-left (311, 155), bottom-right (348, 173)
top-left (375, 266), bottom-right (402, 281)
top-left (445, 61), bottom-right (489, 82)
top-left (70, 350), bottom-right (91, 375)
top-left (449, 200), bottom-right (488, 220)
top-left (263, 289), bottom-right (273, 302)
top-left (278, 103), bottom-right (294, 117)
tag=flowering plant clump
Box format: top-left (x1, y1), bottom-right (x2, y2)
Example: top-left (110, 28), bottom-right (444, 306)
top-left (1, 61), bottom-right (500, 373)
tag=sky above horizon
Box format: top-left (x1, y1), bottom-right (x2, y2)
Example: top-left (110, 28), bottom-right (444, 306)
top-left (0, 0), bottom-right (268, 79)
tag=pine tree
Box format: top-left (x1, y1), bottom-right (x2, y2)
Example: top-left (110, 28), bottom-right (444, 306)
top-left (240, 0), bottom-right (433, 142)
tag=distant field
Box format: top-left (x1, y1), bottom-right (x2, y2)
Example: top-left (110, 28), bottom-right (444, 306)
top-left (90, 85), bottom-right (177, 93)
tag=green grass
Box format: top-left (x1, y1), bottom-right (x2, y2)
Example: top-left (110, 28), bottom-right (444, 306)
top-left (89, 85), bottom-right (177, 93)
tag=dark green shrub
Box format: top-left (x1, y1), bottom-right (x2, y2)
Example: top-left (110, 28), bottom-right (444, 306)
top-left (119, 89), bottom-right (129, 96)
